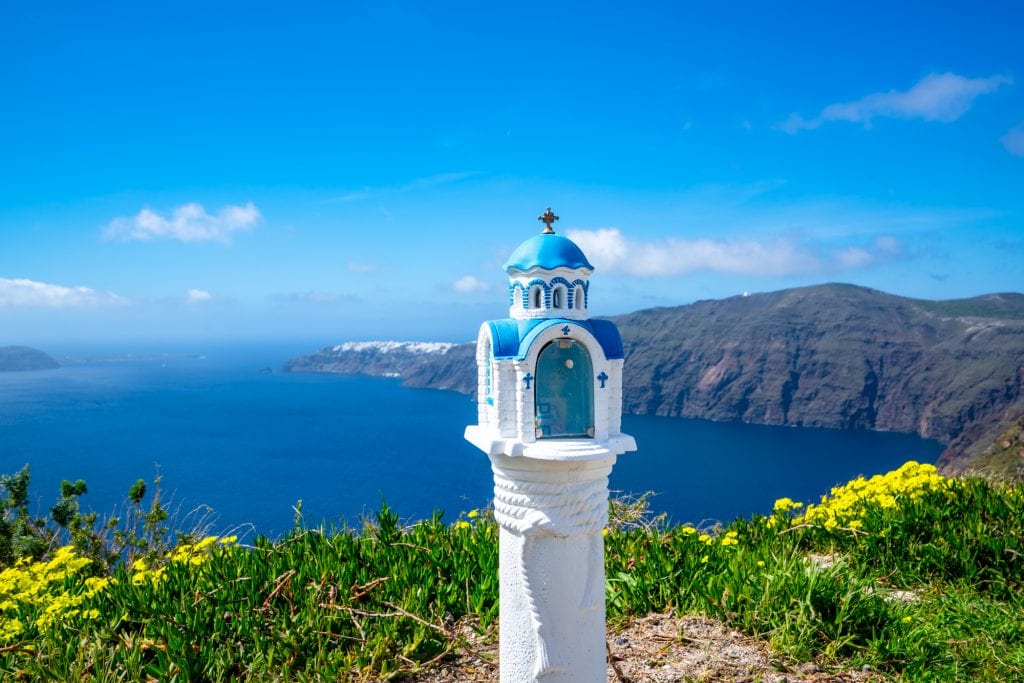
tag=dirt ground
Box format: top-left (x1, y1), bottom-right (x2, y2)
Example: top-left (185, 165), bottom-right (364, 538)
top-left (406, 613), bottom-right (881, 682)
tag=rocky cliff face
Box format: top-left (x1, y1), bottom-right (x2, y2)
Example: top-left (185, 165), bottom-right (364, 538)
top-left (400, 344), bottom-right (476, 394)
top-left (0, 346), bottom-right (60, 372)
top-left (614, 285), bottom-right (1024, 448)
top-left (284, 284), bottom-right (1024, 474)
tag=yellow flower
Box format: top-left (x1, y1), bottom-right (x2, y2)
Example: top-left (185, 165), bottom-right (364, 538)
top-left (698, 533), bottom-right (713, 546)
top-left (680, 525), bottom-right (697, 535)
top-left (467, 509), bottom-right (480, 519)
top-left (0, 617), bottom-right (24, 643)
top-left (795, 461), bottom-right (949, 531)
top-left (0, 546), bottom-right (103, 638)
top-left (773, 497), bottom-right (803, 514)
top-left (756, 560), bottom-right (766, 568)
top-left (454, 520), bottom-right (471, 531)
top-left (700, 555), bottom-right (709, 564)
top-left (196, 536), bottom-right (219, 551)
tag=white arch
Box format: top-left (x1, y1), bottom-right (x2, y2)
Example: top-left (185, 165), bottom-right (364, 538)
top-left (573, 286), bottom-right (585, 310)
top-left (551, 284), bottom-right (567, 309)
top-left (530, 285), bottom-right (544, 309)
top-left (519, 324), bottom-right (611, 441)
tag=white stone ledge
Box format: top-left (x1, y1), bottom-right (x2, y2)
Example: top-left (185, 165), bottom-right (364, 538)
top-left (465, 425), bottom-right (636, 461)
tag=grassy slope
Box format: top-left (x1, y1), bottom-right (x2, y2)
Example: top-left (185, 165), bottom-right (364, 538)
top-left (2, 464), bottom-right (1022, 681)
top-left (954, 415), bottom-right (1024, 479)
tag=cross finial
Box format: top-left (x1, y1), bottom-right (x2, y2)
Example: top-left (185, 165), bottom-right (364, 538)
top-left (538, 207), bottom-right (559, 234)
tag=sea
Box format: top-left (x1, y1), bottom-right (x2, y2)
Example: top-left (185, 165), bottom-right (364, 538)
top-left (0, 344), bottom-right (944, 538)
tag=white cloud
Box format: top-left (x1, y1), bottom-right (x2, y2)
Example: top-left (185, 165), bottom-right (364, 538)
top-left (186, 288), bottom-right (212, 302)
top-left (834, 246), bottom-right (874, 269)
top-left (1001, 123), bottom-right (1024, 156)
top-left (104, 202), bottom-right (261, 243)
top-left (566, 228), bottom-right (902, 278)
top-left (0, 277), bottom-right (127, 307)
top-left (778, 72), bottom-right (1012, 133)
top-left (452, 275), bottom-right (491, 293)
top-left (874, 235), bottom-right (903, 255)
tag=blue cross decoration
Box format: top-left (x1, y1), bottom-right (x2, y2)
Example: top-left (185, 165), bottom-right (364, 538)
top-left (523, 372), bottom-right (534, 390)
top-left (561, 324), bottom-right (571, 335)
top-left (597, 371), bottom-right (608, 389)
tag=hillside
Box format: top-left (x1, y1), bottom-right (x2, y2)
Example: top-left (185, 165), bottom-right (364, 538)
top-left (284, 284), bottom-right (1024, 474)
top-left (612, 285), bottom-right (1024, 473)
top-left (283, 341), bottom-right (458, 377)
top-left (0, 346), bottom-right (60, 372)
top-left (955, 415), bottom-right (1024, 480)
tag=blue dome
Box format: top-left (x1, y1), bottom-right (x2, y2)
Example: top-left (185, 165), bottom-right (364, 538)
top-left (503, 233), bottom-right (594, 272)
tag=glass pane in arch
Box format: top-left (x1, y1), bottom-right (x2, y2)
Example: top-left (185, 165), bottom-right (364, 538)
top-left (534, 339), bottom-right (594, 438)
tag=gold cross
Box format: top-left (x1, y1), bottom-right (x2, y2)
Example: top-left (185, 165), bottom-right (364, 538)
top-left (538, 207), bottom-right (559, 234)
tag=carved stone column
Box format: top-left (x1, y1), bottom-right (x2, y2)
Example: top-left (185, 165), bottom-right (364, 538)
top-left (488, 452), bottom-right (615, 682)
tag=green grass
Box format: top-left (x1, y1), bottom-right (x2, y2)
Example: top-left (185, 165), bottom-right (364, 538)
top-left (604, 473), bottom-right (1024, 681)
top-left (2, 466), bottom-right (1023, 681)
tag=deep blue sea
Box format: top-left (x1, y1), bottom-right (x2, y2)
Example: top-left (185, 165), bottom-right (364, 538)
top-left (0, 345), bottom-right (944, 537)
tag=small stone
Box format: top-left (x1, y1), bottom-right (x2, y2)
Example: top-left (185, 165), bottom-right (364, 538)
top-left (862, 664), bottom-right (872, 672)
top-left (796, 662), bottom-right (820, 674)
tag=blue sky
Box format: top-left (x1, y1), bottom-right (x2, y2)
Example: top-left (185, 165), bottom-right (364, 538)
top-left (2, 1), bottom-right (1022, 347)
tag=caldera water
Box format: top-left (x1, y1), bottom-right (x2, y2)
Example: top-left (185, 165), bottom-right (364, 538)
top-left (0, 344), bottom-right (943, 538)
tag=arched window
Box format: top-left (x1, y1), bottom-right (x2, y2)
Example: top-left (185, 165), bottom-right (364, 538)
top-left (552, 285), bottom-right (566, 309)
top-left (534, 339), bottom-right (594, 438)
top-left (573, 286), bottom-right (585, 310)
top-left (530, 286), bottom-right (543, 309)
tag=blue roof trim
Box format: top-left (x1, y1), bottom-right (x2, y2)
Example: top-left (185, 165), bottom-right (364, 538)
top-left (503, 234), bottom-right (595, 272)
top-left (485, 319), bottom-right (535, 359)
top-left (587, 319), bottom-right (625, 359)
top-left (485, 318), bottom-right (624, 361)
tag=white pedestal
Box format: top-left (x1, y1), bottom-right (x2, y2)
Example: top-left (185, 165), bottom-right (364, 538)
top-left (488, 452), bottom-right (616, 682)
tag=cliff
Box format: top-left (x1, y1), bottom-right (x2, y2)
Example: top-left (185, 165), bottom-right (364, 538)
top-left (283, 341), bottom-right (462, 380)
top-left (610, 284), bottom-right (1024, 474)
top-left (284, 284), bottom-right (1024, 474)
top-left (0, 346), bottom-right (60, 372)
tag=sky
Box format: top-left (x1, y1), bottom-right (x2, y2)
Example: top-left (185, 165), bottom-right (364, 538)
top-left (1, 1), bottom-right (1022, 348)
